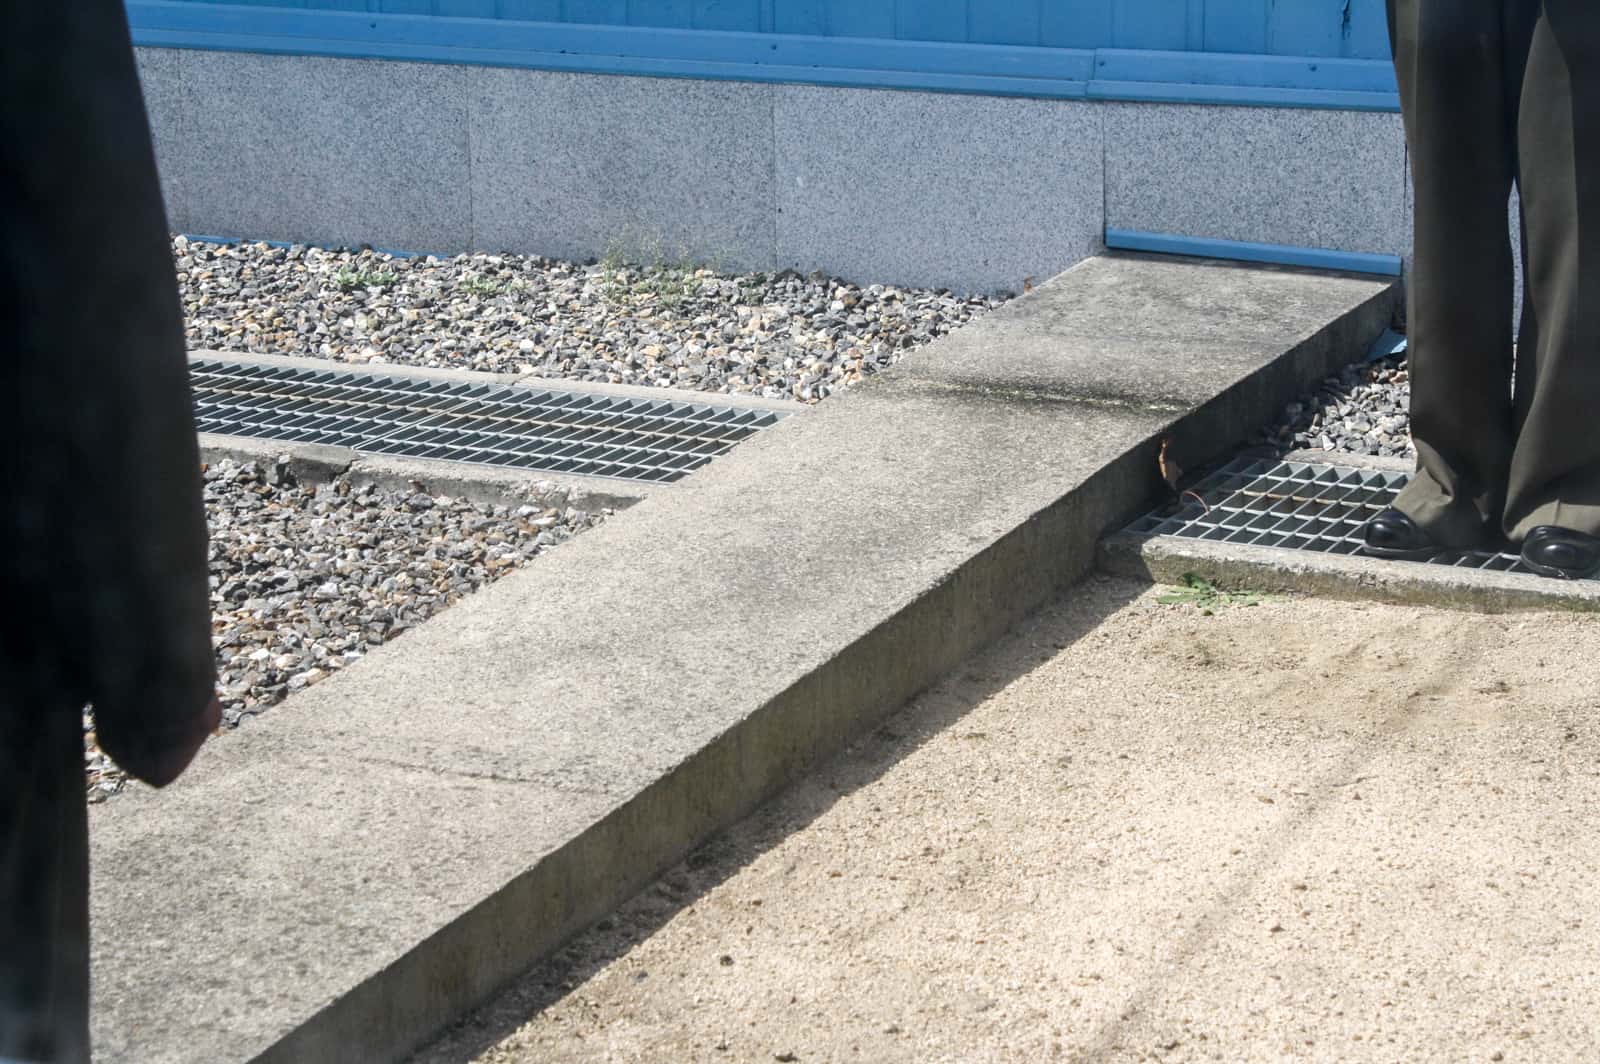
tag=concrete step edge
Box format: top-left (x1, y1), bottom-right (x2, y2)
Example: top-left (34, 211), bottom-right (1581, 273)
top-left (1098, 530), bottom-right (1600, 613)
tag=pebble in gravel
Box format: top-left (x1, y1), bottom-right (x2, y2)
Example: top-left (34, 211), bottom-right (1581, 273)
top-left (83, 457), bottom-right (606, 801)
top-left (174, 237), bottom-right (1009, 403)
top-left (1255, 354), bottom-right (1414, 459)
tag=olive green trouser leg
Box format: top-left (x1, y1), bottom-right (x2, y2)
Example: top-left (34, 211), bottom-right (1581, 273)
top-left (1387, 0), bottom-right (1537, 547)
top-left (1505, 1), bottom-right (1600, 540)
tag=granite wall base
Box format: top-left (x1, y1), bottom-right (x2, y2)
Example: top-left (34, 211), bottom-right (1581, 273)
top-left (135, 48), bottom-right (1411, 295)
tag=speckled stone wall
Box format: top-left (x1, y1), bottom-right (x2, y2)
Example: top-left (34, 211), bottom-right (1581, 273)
top-left (773, 86), bottom-right (1104, 293)
top-left (1103, 102), bottom-right (1409, 258)
top-left (134, 47), bottom-right (1411, 294)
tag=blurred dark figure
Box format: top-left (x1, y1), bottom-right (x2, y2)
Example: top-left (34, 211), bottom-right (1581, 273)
top-left (1, 2), bottom-right (220, 1060)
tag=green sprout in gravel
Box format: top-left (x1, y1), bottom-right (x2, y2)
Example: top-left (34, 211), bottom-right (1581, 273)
top-left (459, 274), bottom-right (520, 299)
top-left (1157, 573), bottom-right (1270, 615)
top-left (330, 267), bottom-right (399, 293)
top-left (598, 239), bottom-right (709, 313)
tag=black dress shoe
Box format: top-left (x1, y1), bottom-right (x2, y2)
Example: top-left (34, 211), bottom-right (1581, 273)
top-left (1520, 525), bottom-right (1600, 579)
top-left (1361, 508), bottom-right (1446, 560)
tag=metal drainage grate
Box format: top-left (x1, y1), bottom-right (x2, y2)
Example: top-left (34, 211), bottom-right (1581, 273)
top-left (1124, 455), bottom-right (1550, 576)
top-left (190, 359), bottom-right (791, 483)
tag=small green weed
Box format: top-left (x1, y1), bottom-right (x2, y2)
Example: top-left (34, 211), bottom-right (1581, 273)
top-left (1156, 573), bottom-right (1269, 614)
top-left (597, 237), bottom-right (712, 313)
top-left (459, 275), bottom-right (518, 298)
top-left (331, 267), bottom-right (398, 292)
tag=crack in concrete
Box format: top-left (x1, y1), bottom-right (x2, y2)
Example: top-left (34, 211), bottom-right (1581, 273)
top-left (349, 752), bottom-right (616, 798)
top-left (901, 375), bottom-right (1194, 416)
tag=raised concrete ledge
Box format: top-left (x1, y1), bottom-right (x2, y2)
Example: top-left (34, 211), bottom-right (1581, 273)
top-left (94, 257), bottom-right (1397, 1063)
top-left (1099, 452), bottom-right (1600, 614)
top-left (197, 433), bottom-right (657, 513)
top-left (1100, 530), bottom-right (1600, 613)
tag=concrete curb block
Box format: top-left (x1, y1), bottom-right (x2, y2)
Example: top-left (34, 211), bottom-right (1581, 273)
top-left (198, 433), bottom-right (356, 482)
top-left (95, 258), bottom-right (1399, 1063)
top-left (1098, 532), bottom-right (1600, 614)
top-left (198, 434), bottom-right (656, 512)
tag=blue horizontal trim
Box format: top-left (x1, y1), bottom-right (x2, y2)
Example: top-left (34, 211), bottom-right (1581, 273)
top-left (1091, 47), bottom-right (1398, 111)
top-left (1105, 229), bottom-right (1404, 277)
top-left (130, 3), bottom-right (1096, 80)
top-left (135, 26), bottom-right (1094, 97)
top-left (126, 2), bottom-right (1399, 109)
top-left (1089, 80), bottom-right (1396, 111)
top-left (143, 0), bottom-right (1394, 60)
top-left (1094, 48), bottom-right (1395, 94)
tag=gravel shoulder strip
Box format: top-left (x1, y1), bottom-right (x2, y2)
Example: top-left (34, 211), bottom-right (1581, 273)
top-left (1256, 351), bottom-right (1412, 459)
top-left (176, 238), bottom-right (1007, 403)
top-left (84, 457), bottom-right (607, 800)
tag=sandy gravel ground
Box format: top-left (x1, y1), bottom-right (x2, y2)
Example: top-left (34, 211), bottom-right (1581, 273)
top-left (416, 577), bottom-right (1600, 1064)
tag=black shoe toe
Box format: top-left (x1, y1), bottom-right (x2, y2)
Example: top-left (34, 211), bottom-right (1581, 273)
top-left (1521, 525), bottom-right (1600, 580)
top-left (1361, 508), bottom-right (1441, 560)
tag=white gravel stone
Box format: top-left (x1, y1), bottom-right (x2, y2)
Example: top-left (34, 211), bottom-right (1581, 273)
top-left (173, 236), bottom-right (1008, 404)
top-left (83, 457), bottom-right (607, 800)
top-left (1257, 353), bottom-right (1413, 459)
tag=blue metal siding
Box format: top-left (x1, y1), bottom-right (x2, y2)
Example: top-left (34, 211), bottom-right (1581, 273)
top-left (894, 0), bottom-right (967, 43)
top-left (823, 1), bottom-right (893, 39)
top-left (969, 0), bottom-right (1037, 47)
top-left (1041, 1), bottom-right (1114, 50)
top-left (1203, 0), bottom-right (1269, 54)
top-left (1114, 0), bottom-right (1189, 51)
top-left (772, 0), bottom-right (822, 34)
top-left (126, 1), bottom-right (1399, 110)
top-left (158, 0), bottom-right (1391, 58)
top-left (692, 0), bottom-right (764, 32)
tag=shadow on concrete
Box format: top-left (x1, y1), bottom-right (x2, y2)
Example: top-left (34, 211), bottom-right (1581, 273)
top-left (408, 576), bottom-right (1152, 1063)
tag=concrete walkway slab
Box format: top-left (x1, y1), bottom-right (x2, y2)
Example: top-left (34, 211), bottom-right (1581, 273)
top-left (91, 257), bottom-right (1396, 1062)
top-left (422, 578), bottom-right (1600, 1064)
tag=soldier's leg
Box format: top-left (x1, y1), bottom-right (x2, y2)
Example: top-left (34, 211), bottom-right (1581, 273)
top-left (1505, 1), bottom-right (1600, 552)
top-left (0, 692), bottom-right (90, 1064)
top-left (1379, 0), bottom-right (1534, 548)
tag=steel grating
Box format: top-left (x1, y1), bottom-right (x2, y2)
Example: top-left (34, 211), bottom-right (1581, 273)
top-left (189, 359), bottom-right (791, 483)
top-left (1124, 455), bottom-right (1554, 576)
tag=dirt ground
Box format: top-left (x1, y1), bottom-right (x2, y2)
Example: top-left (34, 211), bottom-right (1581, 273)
top-left (415, 576), bottom-right (1600, 1064)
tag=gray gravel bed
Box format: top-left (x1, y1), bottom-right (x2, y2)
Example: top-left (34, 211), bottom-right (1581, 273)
top-left (84, 456), bottom-right (605, 800)
top-left (1255, 353), bottom-right (1413, 459)
top-left (176, 237), bottom-right (1008, 403)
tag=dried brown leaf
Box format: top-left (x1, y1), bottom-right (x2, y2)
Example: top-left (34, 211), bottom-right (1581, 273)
top-left (1158, 434), bottom-right (1183, 489)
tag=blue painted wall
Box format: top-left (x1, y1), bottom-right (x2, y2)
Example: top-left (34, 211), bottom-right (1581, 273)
top-left (154, 0), bottom-right (1392, 60)
top-left (127, 0), bottom-right (1399, 110)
